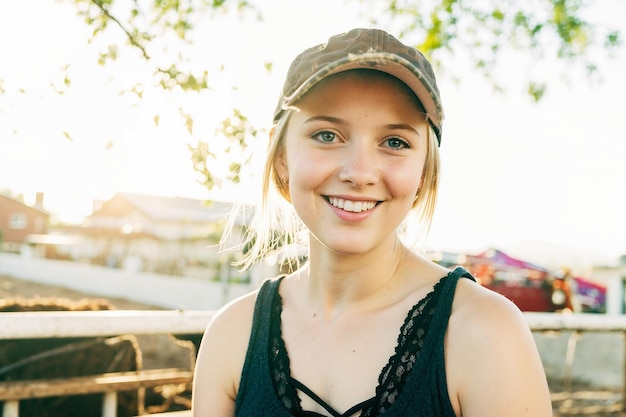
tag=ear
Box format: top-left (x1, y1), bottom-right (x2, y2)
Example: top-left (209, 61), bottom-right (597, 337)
top-left (415, 176), bottom-right (424, 197)
top-left (274, 149), bottom-right (288, 184)
top-left (412, 177), bottom-right (424, 208)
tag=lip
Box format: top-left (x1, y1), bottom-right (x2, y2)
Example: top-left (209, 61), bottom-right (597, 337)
top-left (323, 195), bottom-right (381, 221)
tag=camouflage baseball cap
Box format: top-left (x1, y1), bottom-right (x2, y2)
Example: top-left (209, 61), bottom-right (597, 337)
top-left (273, 28), bottom-right (444, 145)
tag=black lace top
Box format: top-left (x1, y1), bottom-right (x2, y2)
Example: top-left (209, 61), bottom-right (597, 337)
top-left (234, 267), bottom-right (474, 417)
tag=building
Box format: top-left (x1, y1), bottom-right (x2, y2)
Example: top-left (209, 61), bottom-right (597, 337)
top-left (59, 192), bottom-right (253, 282)
top-left (0, 193), bottom-right (50, 256)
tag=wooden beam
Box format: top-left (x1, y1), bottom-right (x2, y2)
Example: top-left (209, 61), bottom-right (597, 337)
top-left (0, 368), bottom-right (192, 401)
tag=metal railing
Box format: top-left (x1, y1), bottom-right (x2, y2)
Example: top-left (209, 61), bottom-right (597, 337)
top-left (1, 310), bottom-right (625, 416)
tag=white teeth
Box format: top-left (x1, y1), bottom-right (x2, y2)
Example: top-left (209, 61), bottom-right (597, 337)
top-left (328, 197), bottom-right (376, 213)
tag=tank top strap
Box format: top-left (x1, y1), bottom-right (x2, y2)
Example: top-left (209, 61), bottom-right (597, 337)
top-left (248, 275), bottom-right (284, 348)
top-left (423, 266), bottom-right (474, 397)
top-left (431, 266), bottom-right (474, 332)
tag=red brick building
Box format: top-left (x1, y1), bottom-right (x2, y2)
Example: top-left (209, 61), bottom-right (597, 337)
top-left (0, 192), bottom-right (49, 253)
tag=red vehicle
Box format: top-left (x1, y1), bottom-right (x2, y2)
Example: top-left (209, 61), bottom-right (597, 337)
top-left (465, 249), bottom-right (572, 312)
top-left (431, 248), bottom-right (586, 312)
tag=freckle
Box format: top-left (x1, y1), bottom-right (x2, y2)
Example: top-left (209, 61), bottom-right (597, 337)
top-left (313, 313), bottom-right (317, 318)
top-left (352, 349), bottom-right (356, 353)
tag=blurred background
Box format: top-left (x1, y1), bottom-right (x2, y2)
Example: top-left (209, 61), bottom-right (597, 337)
top-left (1, 0), bottom-right (624, 262)
top-left (1, 1), bottom-right (625, 415)
top-left (1, 0), bottom-right (625, 297)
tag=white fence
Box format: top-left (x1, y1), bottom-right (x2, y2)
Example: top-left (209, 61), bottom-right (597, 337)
top-left (2, 310), bottom-right (626, 416)
top-left (1, 310), bottom-right (214, 340)
top-left (0, 310), bottom-right (214, 417)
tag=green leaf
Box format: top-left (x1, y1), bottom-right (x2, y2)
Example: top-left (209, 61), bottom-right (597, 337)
top-left (528, 82), bottom-right (546, 102)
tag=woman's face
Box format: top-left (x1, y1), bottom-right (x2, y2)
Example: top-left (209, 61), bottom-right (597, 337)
top-left (275, 70), bottom-right (429, 256)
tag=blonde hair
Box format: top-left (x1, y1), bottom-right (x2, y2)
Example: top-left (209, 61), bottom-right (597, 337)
top-left (227, 111), bottom-right (307, 271)
top-left (413, 123), bottom-right (440, 227)
top-left (227, 106), bottom-right (441, 271)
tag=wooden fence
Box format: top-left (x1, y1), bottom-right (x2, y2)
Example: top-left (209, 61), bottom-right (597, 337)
top-left (1, 310), bottom-right (626, 416)
top-left (0, 311), bottom-right (212, 417)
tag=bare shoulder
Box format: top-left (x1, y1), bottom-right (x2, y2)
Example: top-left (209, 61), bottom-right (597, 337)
top-left (448, 278), bottom-right (538, 365)
top-left (205, 288), bottom-right (259, 342)
top-left (192, 287), bottom-right (259, 416)
top-left (445, 277), bottom-right (553, 417)
top-left (452, 277), bottom-right (530, 335)
top-left (197, 284), bottom-right (263, 373)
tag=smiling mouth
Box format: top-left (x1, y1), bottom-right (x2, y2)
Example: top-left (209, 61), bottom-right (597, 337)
top-left (326, 197), bottom-right (379, 213)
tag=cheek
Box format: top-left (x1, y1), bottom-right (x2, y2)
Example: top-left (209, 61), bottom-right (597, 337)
top-left (287, 149), bottom-right (330, 186)
top-left (385, 162), bottom-right (424, 197)
top-left (286, 154), bottom-right (336, 222)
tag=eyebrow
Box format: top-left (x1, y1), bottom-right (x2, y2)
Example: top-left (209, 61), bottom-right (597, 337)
top-left (385, 123), bottom-right (421, 136)
top-left (303, 115), bottom-right (346, 126)
top-left (303, 116), bottom-right (421, 136)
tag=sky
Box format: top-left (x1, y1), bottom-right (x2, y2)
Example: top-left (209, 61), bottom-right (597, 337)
top-left (0, 0), bottom-right (625, 268)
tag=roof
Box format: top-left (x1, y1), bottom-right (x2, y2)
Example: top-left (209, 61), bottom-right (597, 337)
top-left (0, 194), bottom-right (49, 216)
top-left (116, 193), bottom-right (232, 222)
top-left (112, 193), bottom-right (236, 223)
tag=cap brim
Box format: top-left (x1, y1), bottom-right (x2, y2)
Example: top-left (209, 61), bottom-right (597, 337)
top-left (280, 52), bottom-right (444, 128)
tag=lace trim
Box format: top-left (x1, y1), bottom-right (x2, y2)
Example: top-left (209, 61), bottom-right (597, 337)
top-left (269, 277), bottom-right (301, 412)
top-left (363, 277), bottom-right (445, 415)
top-left (269, 275), bottom-right (447, 416)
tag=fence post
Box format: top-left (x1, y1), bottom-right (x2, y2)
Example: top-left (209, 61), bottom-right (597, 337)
top-left (3, 401), bottom-right (19, 417)
top-left (563, 331), bottom-right (580, 392)
top-left (623, 331), bottom-right (626, 413)
top-left (103, 391), bottom-right (117, 417)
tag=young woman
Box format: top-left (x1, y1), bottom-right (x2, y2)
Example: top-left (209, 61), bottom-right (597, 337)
top-left (192, 28), bottom-right (553, 417)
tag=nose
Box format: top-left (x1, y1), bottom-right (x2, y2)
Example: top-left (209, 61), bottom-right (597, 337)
top-left (338, 142), bottom-right (379, 187)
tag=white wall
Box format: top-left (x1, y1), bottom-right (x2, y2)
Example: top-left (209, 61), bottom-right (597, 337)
top-left (0, 253), bottom-right (253, 310)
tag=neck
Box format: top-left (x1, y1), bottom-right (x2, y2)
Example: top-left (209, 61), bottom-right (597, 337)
top-left (305, 237), bottom-right (410, 319)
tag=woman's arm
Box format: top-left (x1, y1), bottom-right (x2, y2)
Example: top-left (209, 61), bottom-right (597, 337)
top-left (192, 292), bottom-right (256, 417)
top-left (447, 280), bottom-right (553, 417)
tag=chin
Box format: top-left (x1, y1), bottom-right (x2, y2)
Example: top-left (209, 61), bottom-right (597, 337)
top-left (322, 240), bottom-right (378, 257)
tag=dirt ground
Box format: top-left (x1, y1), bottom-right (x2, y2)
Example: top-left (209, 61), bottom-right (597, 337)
top-left (0, 275), bottom-right (196, 371)
top-left (2, 275), bottom-right (624, 416)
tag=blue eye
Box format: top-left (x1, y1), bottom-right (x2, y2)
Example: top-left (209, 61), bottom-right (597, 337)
top-left (385, 137), bottom-right (410, 149)
top-left (312, 131), bottom-right (337, 143)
